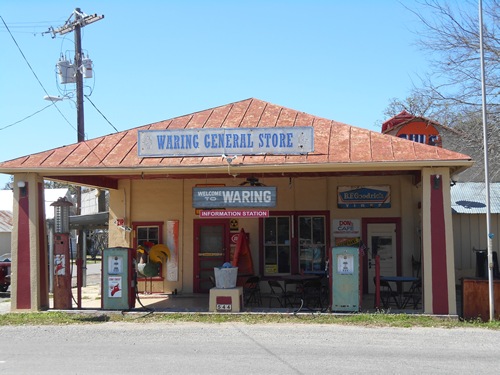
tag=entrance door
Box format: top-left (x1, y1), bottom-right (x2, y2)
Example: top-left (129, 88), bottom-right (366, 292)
top-left (193, 219), bottom-right (230, 293)
top-left (367, 223), bottom-right (397, 293)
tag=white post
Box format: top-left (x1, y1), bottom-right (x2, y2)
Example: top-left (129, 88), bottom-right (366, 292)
top-left (479, 0), bottom-right (495, 322)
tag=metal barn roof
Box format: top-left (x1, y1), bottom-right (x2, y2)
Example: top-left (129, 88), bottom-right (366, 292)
top-left (451, 182), bottom-right (500, 214)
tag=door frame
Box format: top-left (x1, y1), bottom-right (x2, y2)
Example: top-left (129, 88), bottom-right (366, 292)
top-left (193, 219), bottom-right (230, 293)
top-left (362, 217), bottom-right (401, 293)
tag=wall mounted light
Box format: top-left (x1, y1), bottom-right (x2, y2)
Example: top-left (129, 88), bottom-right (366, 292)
top-left (433, 174), bottom-right (441, 190)
top-left (17, 180), bottom-right (27, 197)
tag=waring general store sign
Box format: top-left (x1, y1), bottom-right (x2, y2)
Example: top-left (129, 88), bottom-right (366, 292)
top-left (193, 187), bottom-right (276, 208)
top-left (138, 127), bottom-right (314, 157)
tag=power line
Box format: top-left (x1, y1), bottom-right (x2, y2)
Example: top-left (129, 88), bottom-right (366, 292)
top-left (0, 104), bottom-right (54, 131)
top-left (84, 95), bottom-right (120, 133)
top-left (1, 16), bottom-right (52, 98)
top-left (0, 15), bottom-right (77, 133)
top-left (0, 20), bottom-right (57, 34)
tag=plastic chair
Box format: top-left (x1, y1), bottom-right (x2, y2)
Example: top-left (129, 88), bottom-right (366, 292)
top-left (243, 276), bottom-right (262, 306)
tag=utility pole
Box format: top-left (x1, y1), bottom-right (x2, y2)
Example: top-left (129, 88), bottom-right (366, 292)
top-left (51, 8), bottom-right (104, 309)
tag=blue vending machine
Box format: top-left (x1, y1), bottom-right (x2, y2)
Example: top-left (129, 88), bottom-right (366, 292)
top-left (331, 246), bottom-right (361, 312)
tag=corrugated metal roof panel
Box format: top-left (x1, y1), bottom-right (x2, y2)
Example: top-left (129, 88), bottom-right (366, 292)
top-left (0, 210), bottom-right (13, 232)
top-left (451, 182), bottom-right (500, 214)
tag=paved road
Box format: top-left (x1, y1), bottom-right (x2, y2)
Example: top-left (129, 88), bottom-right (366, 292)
top-left (0, 323), bottom-right (499, 374)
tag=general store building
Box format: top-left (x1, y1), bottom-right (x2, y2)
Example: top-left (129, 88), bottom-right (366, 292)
top-left (0, 98), bottom-right (472, 314)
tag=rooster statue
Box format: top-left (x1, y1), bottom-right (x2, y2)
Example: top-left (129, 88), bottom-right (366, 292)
top-left (137, 242), bottom-right (171, 277)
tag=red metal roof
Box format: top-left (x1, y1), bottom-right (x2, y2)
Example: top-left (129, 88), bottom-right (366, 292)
top-left (0, 98), bottom-right (472, 187)
top-left (382, 110), bottom-right (415, 132)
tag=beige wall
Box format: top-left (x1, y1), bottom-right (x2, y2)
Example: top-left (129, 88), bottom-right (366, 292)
top-left (108, 174), bottom-right (422, 294)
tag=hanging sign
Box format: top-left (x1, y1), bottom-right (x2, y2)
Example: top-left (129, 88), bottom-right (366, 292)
top-left (337, 186), bottom-right (391, 208)
top-left (332, 219), bottom-right (360, 237)
top-left (193, 187), bottom-right (276, 208)
top-left (199, 209), bottom-right (269, 218)
top-left (138, 127), bottom-right (314, 157)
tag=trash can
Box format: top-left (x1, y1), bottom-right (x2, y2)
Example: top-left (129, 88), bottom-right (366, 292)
top-left (213, 267), bottom-right (238, 288)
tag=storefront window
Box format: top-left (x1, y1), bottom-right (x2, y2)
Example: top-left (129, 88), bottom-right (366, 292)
top-left (298, 216), bottom-right (326, 274)
top-left (133, 222), bottom-right (163, 279)
top-left (137, 226), bottom-right (159, 246)
top-left (263, 216), bottom-right (291, 276)
top-left (262, 212), bottom-right (328, 277)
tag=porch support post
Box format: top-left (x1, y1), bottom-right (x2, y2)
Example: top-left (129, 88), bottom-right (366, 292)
top-left (11, 174), bottom-right (49, 311)
top-left (421, 168), bottom-right (457, 315)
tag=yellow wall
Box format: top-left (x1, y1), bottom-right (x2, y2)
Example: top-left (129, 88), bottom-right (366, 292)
top-left (108, 174), bottom-right (422, 294)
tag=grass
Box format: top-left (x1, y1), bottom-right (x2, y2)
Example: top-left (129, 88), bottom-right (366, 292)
top-left (1, 311), bottom-right (499, 328)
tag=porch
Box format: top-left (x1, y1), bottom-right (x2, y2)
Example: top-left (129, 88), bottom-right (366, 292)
top-left (1, 280), bottom-right (463, 316)
top-left (53, 282), bottom-right (449, 315)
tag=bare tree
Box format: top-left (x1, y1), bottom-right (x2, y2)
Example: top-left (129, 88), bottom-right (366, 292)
top-left (382, 1), bottom-right (500, 181)
top-left (406, 0), bottom-right (500, 116)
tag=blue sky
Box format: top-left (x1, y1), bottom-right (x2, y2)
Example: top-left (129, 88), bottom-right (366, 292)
top-left (0, 0), bottom-right (434, 188)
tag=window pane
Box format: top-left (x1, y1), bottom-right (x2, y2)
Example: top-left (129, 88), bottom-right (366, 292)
top-left (148, 227), bottom-right (159, 243)
top-left (136, 226), bottom-right (161, 278)
top-left (265, 246), bottom-right (277, 265)
top-left (277, 217), bottom-right (290, 244)
top-left (299, 217), bottom-right (312, 243)
top-left (264, 216), bottom-right (290, 276)
top-left (200, 225), bottom-right (224, 254)
top-left (313, 217), bottom-right (325, 243)
top-left (264, 217), bottom-right (276, 244)
top-left (298, 216), bottom-right (326, 274)
top-left (277, 246), bottom-right (290, 273)
top-left (137, 227), bottom-right (159, 246)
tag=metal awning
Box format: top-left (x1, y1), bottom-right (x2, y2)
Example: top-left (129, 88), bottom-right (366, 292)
top-left (47, 212), bottom-right (109, 230)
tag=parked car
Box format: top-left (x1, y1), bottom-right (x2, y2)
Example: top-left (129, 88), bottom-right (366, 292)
top-left (0, 253), bottom-right (11, 292)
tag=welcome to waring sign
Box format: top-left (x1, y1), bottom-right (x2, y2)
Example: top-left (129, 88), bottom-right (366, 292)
top-left (193, 187), bottom-right (276, 208)
top-left (138, 127), bottom-right (314, 157)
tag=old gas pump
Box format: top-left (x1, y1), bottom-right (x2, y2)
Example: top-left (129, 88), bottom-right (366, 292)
top-left (331, 246), bottom-right (362, 312)
top-left (51, 197), bottom-right (73, 310)
top-left (102, 247), bottom-right (137, 310)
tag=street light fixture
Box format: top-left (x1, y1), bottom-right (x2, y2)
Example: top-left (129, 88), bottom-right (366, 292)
top-left (43, 95), bottom-right (64, 102)
top-left (43, 94), bottom-right (74, 103)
